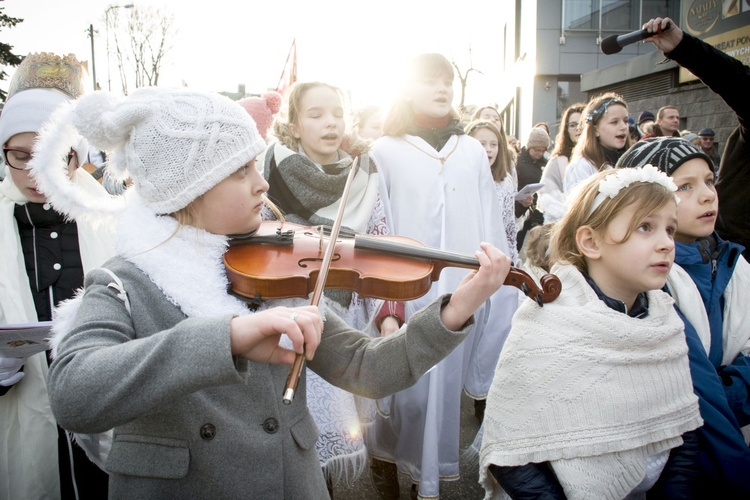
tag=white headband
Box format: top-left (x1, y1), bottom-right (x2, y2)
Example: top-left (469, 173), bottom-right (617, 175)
top-left (586, 164), bottom-right (679, 219)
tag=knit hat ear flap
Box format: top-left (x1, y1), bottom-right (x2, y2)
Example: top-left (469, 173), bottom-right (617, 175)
top-left (28, 98), bottom-right (126, 223)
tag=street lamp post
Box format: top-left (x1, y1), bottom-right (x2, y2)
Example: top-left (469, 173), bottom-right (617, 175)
top-left (105, 3), bottom-right (134, 92)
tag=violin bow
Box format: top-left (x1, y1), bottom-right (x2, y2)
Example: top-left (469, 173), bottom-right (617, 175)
top-left (282, 157), bottom-right (361, 404)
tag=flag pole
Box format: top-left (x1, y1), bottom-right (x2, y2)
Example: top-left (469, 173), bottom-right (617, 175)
top-left (275, 39), bottom-right (296, 92)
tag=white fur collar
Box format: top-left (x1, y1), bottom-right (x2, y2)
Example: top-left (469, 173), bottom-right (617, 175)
top-left (116, 193), bottom-right (249, 318)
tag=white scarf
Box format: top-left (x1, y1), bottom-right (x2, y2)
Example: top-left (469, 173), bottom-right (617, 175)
top-left (0, 165), bottom-right (114, 500)
top-left (480, 264), bottom-right (703, 500)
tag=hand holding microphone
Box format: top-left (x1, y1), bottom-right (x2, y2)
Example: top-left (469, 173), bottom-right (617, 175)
top-left (601, 17), bottom-right (683, 55)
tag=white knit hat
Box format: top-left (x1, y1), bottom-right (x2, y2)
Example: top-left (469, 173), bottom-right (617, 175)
top-left (27, 87), bottom-right (266, 222)
top-left (0, 89), bottom-right (72, 149)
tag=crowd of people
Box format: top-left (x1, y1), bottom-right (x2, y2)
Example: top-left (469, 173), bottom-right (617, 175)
top-left (0, 16), bottom-right (748, 500)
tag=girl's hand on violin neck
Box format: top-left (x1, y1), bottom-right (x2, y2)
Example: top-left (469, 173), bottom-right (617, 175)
top-left (440, 242), bottom-right (511, 331)
top-left (229, 306), bottom-right (323, 365)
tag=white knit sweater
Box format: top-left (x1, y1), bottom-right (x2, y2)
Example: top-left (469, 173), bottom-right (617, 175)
top-left (479, 263), bottom-right (703, 500)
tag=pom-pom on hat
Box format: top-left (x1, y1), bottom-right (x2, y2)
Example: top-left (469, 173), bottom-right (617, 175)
top-left (238, 91), bottom-right (282, 139)
top-left (29, 87), bottom-right (266, 218)
top-left (615, 137), bottom-right (715, 176)
top-left (526, 127), bottom-right (550, 150)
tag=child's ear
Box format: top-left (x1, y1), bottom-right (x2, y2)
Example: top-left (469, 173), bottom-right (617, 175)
top-left (576, 226), bottom-right (601, 260)
top-left (289, 123), bottom-right (301, 139)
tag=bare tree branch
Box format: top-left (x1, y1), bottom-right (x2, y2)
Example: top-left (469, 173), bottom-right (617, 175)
top-left (109, 5), bottom-right (175, 93)
top-left (451, 47), bottom-right (484, 113)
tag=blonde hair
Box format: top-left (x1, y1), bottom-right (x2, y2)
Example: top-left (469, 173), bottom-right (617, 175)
top-left (383, 53), bottom-right (460, 137)
top-left (550, 169), bottom-right (677, 272)
top-left (272, 82), bottom-right (344, 151)
top-left (471, 105), bottom-right (501, 123)
top-left (465, 120), bottom-right (514, 183)
top-left (523, 222), bottom-right (555, 272)
top-left (571, 92), bottom-right (630, 171)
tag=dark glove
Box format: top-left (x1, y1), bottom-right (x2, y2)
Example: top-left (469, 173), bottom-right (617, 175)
top-left (489, 462), bottom-right (566, 500)
top-left (647, 430), bottom-right (700, 499)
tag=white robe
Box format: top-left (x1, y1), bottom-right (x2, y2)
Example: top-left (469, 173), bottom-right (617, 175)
top-left (365, 133), bottom-right (517, 498)
top-left (0, 166), bottom-right (114, 500)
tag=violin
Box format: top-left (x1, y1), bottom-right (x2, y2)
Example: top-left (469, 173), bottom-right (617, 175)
top-left (224, 221), bottom-right (562, 307)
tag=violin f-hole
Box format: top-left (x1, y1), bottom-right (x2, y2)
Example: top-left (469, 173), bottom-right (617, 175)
top-left (298, 253), bottom-right (342, 268)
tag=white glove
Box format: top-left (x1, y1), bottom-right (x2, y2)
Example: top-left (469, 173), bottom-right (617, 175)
top-left (0, 355), bottom-right (25, 387)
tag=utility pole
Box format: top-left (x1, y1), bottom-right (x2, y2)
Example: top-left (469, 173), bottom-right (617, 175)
top-left (88, 24), bottom-right (97, 90)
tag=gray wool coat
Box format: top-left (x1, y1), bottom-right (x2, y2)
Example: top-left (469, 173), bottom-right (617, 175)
top-left (47, 257), bottom-right (474, 499)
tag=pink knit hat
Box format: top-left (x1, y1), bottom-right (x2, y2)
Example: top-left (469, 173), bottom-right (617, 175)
top-left (238, 91), bottom-right (282, 139)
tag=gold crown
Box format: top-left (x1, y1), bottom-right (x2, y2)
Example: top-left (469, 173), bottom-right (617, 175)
top-left (7, 52), bottom-right (84, 100)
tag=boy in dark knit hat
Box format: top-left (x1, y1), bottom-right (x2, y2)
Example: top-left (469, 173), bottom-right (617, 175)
top-left (617, 136), bottom-right (750, 496)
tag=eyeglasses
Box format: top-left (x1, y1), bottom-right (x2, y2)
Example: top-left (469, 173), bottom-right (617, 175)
top-left (3, 147), bottom-right (76, 171)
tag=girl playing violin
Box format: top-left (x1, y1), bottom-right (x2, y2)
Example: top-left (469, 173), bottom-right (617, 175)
top-left (31, 87), bottom-right (511, 498)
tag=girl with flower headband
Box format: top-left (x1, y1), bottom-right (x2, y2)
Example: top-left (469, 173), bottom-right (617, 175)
top-left (564, 92), bottom-right (631, 195)
top-left (365, 53), bottom-right (518, 500)
top-left (479, 165), bottom-right (703, 499)
top-left (29, 86), bottom-right (511, 498)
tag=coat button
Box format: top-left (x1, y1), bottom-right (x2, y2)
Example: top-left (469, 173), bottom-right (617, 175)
top-left (262, 418), bottom-right (279, 434)
top-left (50, 232), bottom-right (58, 239)
top-left (53, 263), bottom-right (62, 271)
top-left (43, 203), bottom-right (51, 210)
top-left (200, 423), bottom-right (216, 440)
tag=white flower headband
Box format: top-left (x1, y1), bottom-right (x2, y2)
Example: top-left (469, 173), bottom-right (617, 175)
top-left (586, 164), bottom-right (679, 218)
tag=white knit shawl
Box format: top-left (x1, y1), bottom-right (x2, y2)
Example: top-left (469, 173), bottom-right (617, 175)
top-left (479, 263), bottom-right (703, 500)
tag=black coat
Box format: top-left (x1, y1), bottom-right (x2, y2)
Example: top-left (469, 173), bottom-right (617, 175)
top-left (668, 33), bottom-right (750, 258)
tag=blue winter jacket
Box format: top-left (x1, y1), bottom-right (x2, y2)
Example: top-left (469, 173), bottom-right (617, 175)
top-left (672, 233), bottom-right (750, 493)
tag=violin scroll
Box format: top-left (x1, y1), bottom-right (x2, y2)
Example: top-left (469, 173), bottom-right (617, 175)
top-left (504, 267), bottom-right (561, 306)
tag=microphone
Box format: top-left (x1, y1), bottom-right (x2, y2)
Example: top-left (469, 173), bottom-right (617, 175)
top-left (600, 22), bottom-right (671, 55)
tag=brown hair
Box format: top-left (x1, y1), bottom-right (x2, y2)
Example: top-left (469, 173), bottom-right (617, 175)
top-left (571, 92), bottom-right (630, 171)
top-left (657, 105), bottom-right (678, 120)
top-left (551, 103), bottom-right (585, 160)
top-left (383, 53), bottom-right (459, 137)
top-left (550, 169), bottom-right (677, 272)
top-left (272, 82), bottom-right (344, 151)
top-left (465, 120), bottom-right (514, 183)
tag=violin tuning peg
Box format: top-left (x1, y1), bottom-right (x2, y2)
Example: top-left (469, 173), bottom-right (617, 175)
top-left (535, 294), bottom-right (544, 307)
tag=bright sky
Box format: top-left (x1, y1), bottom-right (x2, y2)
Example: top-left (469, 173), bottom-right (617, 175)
top-left (1, 0), bottom-right (509, 112)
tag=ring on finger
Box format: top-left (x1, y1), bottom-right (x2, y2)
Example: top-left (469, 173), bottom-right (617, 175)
top-left (290, 312), bottom-right (299, 323)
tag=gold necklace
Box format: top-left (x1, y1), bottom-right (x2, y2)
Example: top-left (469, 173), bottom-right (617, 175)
top-left (402, 136), bottom-right (461, 173)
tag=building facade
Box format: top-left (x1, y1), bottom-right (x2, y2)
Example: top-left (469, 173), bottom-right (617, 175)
top-left (497, 0), bottom-right (748, 151)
